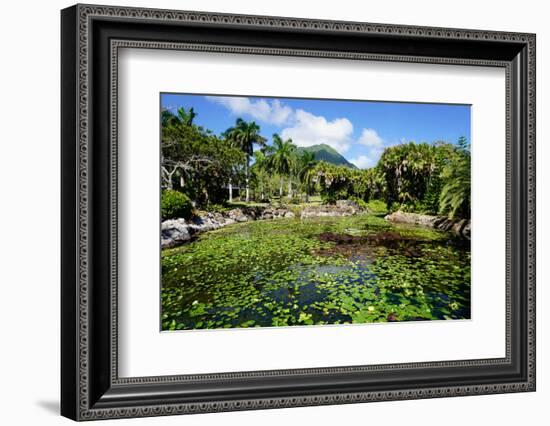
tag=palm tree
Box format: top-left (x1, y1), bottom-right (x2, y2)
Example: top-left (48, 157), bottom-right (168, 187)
top-left (439, 137), bottom-right (471, 219)
top-left (162, 106), bottom-right (196, 128)
top-left (266, 134), bottom-right (296, 199)
top-left (297, 151), bottom-right (317, 202)
top-left (224, 118), bottom-right (266, 202)
top-left (251, 150), bottom-right (270, 201)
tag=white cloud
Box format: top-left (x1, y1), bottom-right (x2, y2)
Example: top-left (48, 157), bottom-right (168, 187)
top-left (350, 128), bottom-right (386, 168)
top-left (281, 109), bottom-right (354, 153)
top-left (207, 96), bottom-right (292, 125)
top-left (206, 97), bottom-right (392, 165)
top-left (349, 155), bottom-right (376, 169)
top-left (358, 128), bottom-right (383, 147)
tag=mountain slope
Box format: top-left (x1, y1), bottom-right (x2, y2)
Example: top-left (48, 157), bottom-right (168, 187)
top-left (296, 144), bottom-right (356, 168)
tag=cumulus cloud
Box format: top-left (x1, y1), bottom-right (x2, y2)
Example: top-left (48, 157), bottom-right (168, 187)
top-left (207, 96), bottom-right (292, 125)
top-left (350, 128), bottom-right (387, 168)
top-left (206, 96), bottom-right (392, 165)
top-left (358, 128), bottom-right (383, 147)
top-left (281, 109), bottom-right (354, 154)
top-left (349, 155), bottom-right (377, 169)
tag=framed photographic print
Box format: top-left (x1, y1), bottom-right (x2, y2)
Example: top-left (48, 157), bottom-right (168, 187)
top-left (61, 4), bottom-right (536, 421)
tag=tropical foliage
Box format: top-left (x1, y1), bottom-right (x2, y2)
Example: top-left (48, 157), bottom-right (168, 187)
top-left (378, 142), bottom-right (444, 213)
top-left (296, 150), bottom-right (317, 202)
top-left (314, 162), bottom-right (384, 204)
top-left (161, 105), bottom-right (470, 220)
top-left (223, 118), bottom-right (266, 202)
top-left (438, 137), bottom-right (471, 219)
top-left (161, 107), bottom-right (245, 205)
top-left (161, 189), bottom-right (193, 220)
top-left (160, 102), bottom-right (472, 331)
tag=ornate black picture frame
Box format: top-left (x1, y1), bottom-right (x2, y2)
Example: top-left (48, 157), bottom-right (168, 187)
top-left (61, 4), bottom-right (536, 421)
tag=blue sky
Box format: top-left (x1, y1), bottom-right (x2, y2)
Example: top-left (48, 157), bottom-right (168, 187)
top-left (161, 93), bottom-right (471, 169)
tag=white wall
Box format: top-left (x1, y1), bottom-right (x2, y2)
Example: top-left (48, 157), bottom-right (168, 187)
top-left (0, 0), bottom-right (546, 424)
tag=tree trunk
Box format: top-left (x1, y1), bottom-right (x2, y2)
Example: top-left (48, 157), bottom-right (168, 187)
top-left (228, 179), bottom-right (233, 202)
top-left (287, 179), bottom-right (292, 198)
top-left (179, 175), bottom-right (185, 189)
top-left (279, 177), bottom-right (284, 199)
top-left (166, 169), bottom-right (175, 190)
top-left (245, 155), bottom-right (250, 203)
top-left (162, 165), bottom-right (177, 190)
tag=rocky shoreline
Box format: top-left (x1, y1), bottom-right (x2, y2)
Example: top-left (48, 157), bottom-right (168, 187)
top-left (384, 211), bottom-right (471, 240)
top-left (162, 203), bottom-right (470, 249)
top-left (161, 200), bottom-right (365, 249)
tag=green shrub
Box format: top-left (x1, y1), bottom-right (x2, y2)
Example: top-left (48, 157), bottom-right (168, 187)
top-left (286, 196), bottom-right (302, 205)
top-left (365, 199), bottom-right (388, 215)
top-left (400, 202), bottom-right (423, 214)
top-left (288, 205), bottom-right (303, 218)
top-left (348, 196), bottom-right (369, 210)
top-left (161, 190), bottom-right (193, 219)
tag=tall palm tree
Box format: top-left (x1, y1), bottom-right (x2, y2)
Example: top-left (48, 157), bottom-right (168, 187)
top-left (297, 151), bottom-right (317, 202)
top-left (266, 134), bottom-right (296, 199)
top-left (251, 150), bottom-right (270, 201)
top-left (224, 118), bottom-right (266, 202)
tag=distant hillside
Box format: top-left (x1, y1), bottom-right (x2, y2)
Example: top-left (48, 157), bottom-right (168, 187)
top-left (296, 144), bottom-right (357, 169)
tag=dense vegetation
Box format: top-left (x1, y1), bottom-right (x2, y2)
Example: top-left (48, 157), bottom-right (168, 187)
top-left (161, 106), bottom-right (470, 219)
top-left (162, 214), bottom-right (470, 330)
top-left (160, 189), bottom-right (193, 220)
top-left (160, 104), bottom-right (471, 330)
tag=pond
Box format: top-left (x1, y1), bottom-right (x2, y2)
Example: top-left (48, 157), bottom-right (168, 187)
top-left (161, 214), bottom-right (471, 330)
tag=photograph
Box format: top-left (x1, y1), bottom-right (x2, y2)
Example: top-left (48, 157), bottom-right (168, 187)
top-left (56, 3), bottom-right (536, 421)
top-left (160, 93), bottom-right (472, 331)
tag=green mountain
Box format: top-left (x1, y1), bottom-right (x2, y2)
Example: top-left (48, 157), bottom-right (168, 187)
top-left (297, 144), bottom-right (356, 168)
